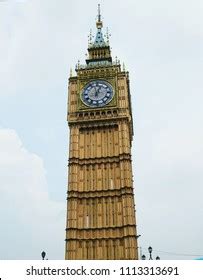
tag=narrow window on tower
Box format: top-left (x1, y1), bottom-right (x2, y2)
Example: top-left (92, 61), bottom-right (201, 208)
top-left (110, 179), bottom-right (114, 189)
top-left (112, 208), bottom-right (115, 226)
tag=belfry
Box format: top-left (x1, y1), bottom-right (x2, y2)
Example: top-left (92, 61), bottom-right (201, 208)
top-left (65, 5), bottom-right (138, 260)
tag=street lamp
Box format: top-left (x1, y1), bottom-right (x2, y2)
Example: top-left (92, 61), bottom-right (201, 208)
top-left (141, 246), bottom-right (160, 260)
top-left (41, 251), bottom-right (46, 260)
top-left (141, 255), bottom-right (146, 260)
top-left (148, 246), bottom-right (153, 260)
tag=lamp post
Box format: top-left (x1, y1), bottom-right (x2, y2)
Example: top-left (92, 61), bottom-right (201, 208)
top-left (141, 246), bottom-right (160, 260)
top-left (148, 246), bottom-right (153, 260)
top-left (141, 254), bottom-right (146, 260)
top-left (41, 251), bottom-right (46, 260)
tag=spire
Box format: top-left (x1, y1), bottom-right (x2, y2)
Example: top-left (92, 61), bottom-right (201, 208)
top-left (94, 4), bottom-right (105, 47)
top-left (70, 67), bottom-right (73, 77)
top-left (97, 4), bottom-right (102, 23)
top-left (105, 27), bottom-right (111, 45)
top-left (88, 29), bottom-right (93, 47)
top-left (85, 4), bottom-right (112, 67)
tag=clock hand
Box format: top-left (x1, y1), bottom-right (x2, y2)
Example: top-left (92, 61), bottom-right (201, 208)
top-left (95, 87), bottom-right (99, 98)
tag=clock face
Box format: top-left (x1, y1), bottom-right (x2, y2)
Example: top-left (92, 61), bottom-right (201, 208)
top-left (81, 80), bottom-right (114, 107)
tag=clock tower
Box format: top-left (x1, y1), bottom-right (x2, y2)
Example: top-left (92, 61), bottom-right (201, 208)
top-left (65, 5), bottom-right (138, 260)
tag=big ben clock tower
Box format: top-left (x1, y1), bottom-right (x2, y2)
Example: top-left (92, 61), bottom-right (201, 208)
top-left (65, 5), bottom-right (138, 260)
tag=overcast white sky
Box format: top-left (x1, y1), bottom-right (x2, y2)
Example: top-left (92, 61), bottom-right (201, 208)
top-left (0, 0), bottom-right (203, 260)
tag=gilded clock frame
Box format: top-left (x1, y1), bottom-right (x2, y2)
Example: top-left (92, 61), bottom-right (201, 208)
top-left (77, 77), bottom-right (117, 110)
